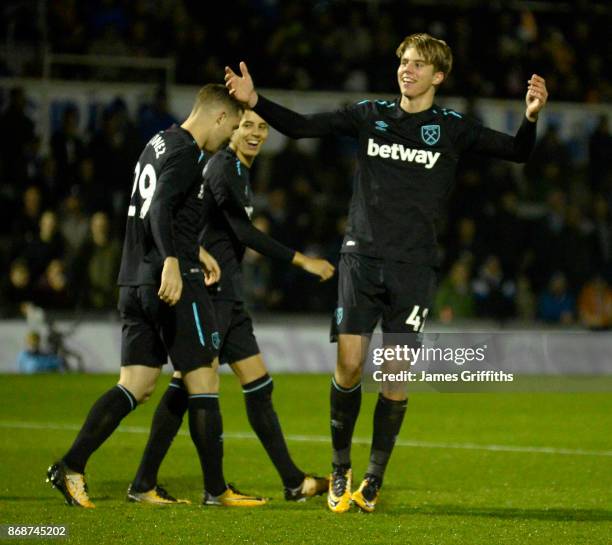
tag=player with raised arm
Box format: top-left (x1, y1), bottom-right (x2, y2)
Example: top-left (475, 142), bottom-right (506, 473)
top-left (225, 33), bottom-right (548, 512)
top-left (127, 110), bottom-right (335, 504)
top-left (47, 84), bottom-right (266, 508)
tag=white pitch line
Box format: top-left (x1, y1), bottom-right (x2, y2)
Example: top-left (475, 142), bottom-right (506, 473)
top-left (1, 420), bottom-right (611, 458)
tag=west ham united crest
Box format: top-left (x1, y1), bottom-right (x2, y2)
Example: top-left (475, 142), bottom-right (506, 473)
top-left (421, 124), bottom-right (440, 146)
top-left (335, 307), bottom-right (344, 325)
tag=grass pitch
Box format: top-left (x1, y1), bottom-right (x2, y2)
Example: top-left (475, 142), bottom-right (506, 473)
top-left (1, 374), bottom-right (611, 544)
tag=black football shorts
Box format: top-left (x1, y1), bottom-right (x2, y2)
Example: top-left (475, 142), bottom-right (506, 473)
top-left (119, 275), bottom-right (220, 373)
top-left (330, 253), bottom-right (437, 345)
top-left (212, 298), bottom-right (260, 366)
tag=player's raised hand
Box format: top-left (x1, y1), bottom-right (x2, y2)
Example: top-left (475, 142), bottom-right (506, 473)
top-left (225, 61), bottom-right (258, 108)
top-left (158, 257), bottom-right (183, 306)
top-left (293, 252), bottom-right (336, 282)
top-left (199, 246), bottom-right (221, 286)
top-left (525, 74), bottom-right (548, 121)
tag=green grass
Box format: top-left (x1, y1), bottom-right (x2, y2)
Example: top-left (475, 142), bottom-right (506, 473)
top-left (1, 374), bottom-right (611, 544)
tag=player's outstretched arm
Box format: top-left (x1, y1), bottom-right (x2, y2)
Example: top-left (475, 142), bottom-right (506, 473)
top-left (292, 252), bottom-right (335, 282)
top-left (525, 74), bottom-right (548, 122)
top-left (225, 61), bottom-right (356, 139)
top-left (465, 74), bottom-right (548, 163)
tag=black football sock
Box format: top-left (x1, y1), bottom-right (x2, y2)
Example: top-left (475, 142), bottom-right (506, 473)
top-left (243, 374), bottom-right (304, 489)
top-left (131, 377), bottom-right (188, 492)
top-left (366, 394), bottom-right (408, 483)
top-left (62, 384), bottom-right (137, 474)
top-left (330, 376), bottom-right (362, 470)
top-left (188, 395), bottom-right (226, 496)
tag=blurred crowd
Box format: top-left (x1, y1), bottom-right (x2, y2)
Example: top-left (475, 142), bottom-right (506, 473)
top-left (1, 84), bottom-right (612, 329)
top-left (1, 0), bottom-right (612, 327)
top-left (1, 0), bottom-right (610, 102)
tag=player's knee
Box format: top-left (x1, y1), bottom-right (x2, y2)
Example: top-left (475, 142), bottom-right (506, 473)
top-left (337, 350), bottom-right (362, 376)
top-left (118, 379), bottom-right (156, 404)
top-left (335, 360), bottom-right (362, 387)
top-left (183, 366), bottom-right (219, 394)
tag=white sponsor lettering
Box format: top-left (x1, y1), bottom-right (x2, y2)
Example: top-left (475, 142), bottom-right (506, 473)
top-left (367, 138), bottom-right (440, 169)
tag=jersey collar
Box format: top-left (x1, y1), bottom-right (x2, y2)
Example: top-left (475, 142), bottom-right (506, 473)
top-left (389, 99), bottom-right (439, 122)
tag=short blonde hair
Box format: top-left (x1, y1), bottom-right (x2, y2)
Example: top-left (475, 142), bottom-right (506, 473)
top-left (396, 33), bottom-right (453, 77)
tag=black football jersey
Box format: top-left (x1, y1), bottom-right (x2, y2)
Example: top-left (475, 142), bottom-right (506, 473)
top-left (254, 95), bottom-right (536, 265)
top-left (200, 147), bottom-right (294, 300)
top-left (117, 125), bottom-right (208, 286)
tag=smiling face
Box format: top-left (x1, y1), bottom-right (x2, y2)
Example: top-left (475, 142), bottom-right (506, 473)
top-left (397, 46), bottom-right (445, 100)
top-left (231, 110), bottom-right (269, 163)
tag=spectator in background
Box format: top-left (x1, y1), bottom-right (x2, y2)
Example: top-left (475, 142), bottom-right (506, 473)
top-left (72, 211), bottom-right (120, 309)
top-left (515, 274), bottom-right (536, 321)
top-left (561, 204), bottom-right (594, 290)
top-left (50, 104), bottom-right (85, 194)
top-left (472, 255), bottom-right (516, 320)
top-left (1, 259), bottom-right (33, 317)
top-left (526, 122), bottom-right (571, 190)
top-left (89, 104), bottom-right (135, 215)
top-left (589, 115), bottom-right (612, 192)
top-left (434, 259), bottom-right (475, 323)
top-left (531, 189), bottom-right (567, 290)
top-left (494, 191), bottom-right (527, 276)
top-left (34, 259), bottom-right (73, 310)
top-left (242, 215), bottom-right (276, 310)
top-left (10, 186), bottom-right (43, 258)
top-left (592, 195), bottom-right (612, 280)
top-left (537, 272), bottom-right (575, 324)
top-left (578, 273), bottom-right (612, 330)
top-left (17, 331), bottom-right (63, 374)
top-left (138, 88), bottom-right (178, 144)
top-left (445, 217), bottom-right (485, 270)
top-left (22, 210), bottom-right (65, 282)
top-left (0, 87), bottom-right (35, 184)
top-left (59, 193), bottom-right (90, 261)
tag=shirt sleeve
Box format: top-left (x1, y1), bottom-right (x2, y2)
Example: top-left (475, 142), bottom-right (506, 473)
top-left (253, 94), bottom-right (363, 139)
top-left (205, 164), bottom-right (296, 262)
top-left (457, 116), bottom-right (537, 163)
top-left (223, 210), bottom-right (296, 262)
top-left (148, 147), bottom-right (198, 259)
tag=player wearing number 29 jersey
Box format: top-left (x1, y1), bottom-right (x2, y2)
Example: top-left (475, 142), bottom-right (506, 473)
top-left (117, 125), bottom-right (206, 286)
top-left (47, 85), bottom-right (270, 510)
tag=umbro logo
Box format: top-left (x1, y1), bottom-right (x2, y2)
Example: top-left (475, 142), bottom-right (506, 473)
top-left (375, 120), bottom-right (388, 131)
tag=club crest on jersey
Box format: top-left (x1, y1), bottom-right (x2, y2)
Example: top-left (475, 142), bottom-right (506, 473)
top-left (335, 307), bottom-right (344, 325)
top-left (421, 124), bottom-right (440, 146)
top-left (211, 331), bottom-right (221, 350)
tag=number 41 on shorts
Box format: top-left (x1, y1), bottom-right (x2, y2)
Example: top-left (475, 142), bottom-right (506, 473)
top-left (405, 305), bottom-right (429, 332)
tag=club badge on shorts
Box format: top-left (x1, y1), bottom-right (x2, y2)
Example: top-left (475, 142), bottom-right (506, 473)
top-left (335, 307), bottom-right (344, 325)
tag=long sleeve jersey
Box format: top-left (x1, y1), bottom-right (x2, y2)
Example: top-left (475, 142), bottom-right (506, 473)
top-left (200, 147), bottom-right (295, 300)
top-left (254, 95), bottom-right (536, 265)
top-left (117, 125), bottom-right (208, 285)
